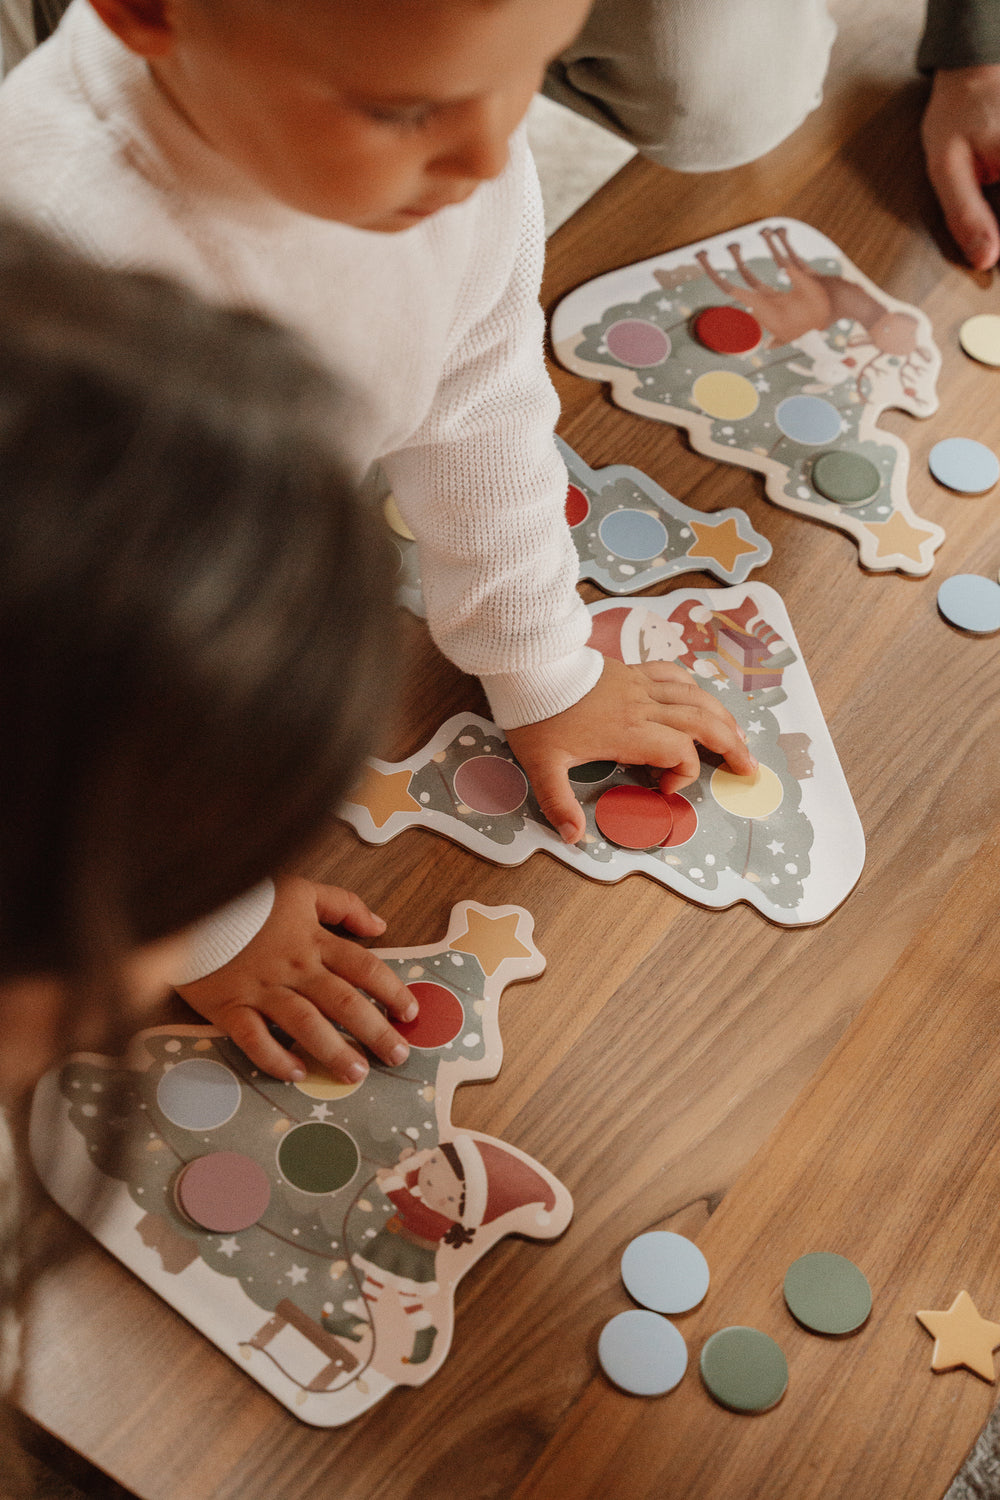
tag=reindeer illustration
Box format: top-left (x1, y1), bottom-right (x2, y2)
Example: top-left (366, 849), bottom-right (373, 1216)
top-left (685, 225), bottom-right (933, 398)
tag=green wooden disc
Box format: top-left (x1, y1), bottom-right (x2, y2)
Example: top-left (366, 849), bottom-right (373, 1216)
top-left (699, 1326), bottom-right (788, 1413)
top-left (783, 1251), bottom-right (872, 1335)
top-left (811, 450), bottom-right (881, 506)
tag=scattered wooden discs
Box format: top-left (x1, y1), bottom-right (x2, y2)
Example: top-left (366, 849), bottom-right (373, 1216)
top-left (959, 314), bottom-right (1000, 367)
top-left (937, 574), bottom-right (1000, 635)
top-left (598, 1309), bottom-right (688, 1396)
top-left (700, 1326), bottom-right (788, 1413)
top-left (621, 1231), bottom-right (710, 1315)
top-left (783, 1251), bottom-right (872, 1335)
top-left (928, 437), bottom-right (999, 494)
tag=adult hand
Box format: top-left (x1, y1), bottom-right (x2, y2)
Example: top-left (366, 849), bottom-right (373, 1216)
top-left (922, 64), bottom-right (1000, 270)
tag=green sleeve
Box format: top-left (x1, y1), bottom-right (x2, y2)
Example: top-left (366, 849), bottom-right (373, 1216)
top-left (919, 0), bottom-right (1000, 71)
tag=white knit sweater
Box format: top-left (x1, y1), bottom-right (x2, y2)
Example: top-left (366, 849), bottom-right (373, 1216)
top-left (0, 1), bottom-right (602, 973)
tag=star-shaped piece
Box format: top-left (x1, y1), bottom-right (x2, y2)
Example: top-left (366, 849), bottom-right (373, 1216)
top-left (449, 909), bottom-right (530, 977)
top-left (687, 517), bottom-right (760, 574)
top-left (916, 1291), bottom-right (1000, 1381)
top-left (285, 1264), bottom-right (309, 1286)
top-left (310, 1102), bottom-right (332, 1122)
top-left (344, 766), bottom-right (419, 829)
top-left (217, 1237), bottom-right (240, 1258)
top-left (865, 511), bottom-right (939, 565)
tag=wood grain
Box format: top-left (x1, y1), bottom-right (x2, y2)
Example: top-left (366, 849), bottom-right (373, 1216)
top-left (17, 0), bottom-right (1000, 1495)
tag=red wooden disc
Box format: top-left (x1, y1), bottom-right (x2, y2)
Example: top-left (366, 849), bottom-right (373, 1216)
top-left (595, 785), bottom-right (673, 850)
top-left (395, 981), bottom-right (465, 1049)
top-left (659, 792), bottom-right (699, 847)
top-left (565, 483), bottom-right (589, 527)
top-left (693, 306), bottom-right (762, 355)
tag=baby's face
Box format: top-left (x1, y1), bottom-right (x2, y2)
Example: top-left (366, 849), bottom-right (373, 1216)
top-left (140, 0), bottom-right (591, 230)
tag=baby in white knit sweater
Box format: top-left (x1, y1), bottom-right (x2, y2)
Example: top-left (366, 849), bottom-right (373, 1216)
top-left (0, 0), bottom-right (754, 1082)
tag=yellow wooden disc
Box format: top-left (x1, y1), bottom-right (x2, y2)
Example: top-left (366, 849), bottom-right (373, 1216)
top-left (959, 314), bottom-right (1000, 368)
top-left (383, 492), bottom-right (415, 541)
top-left (691, 370), bottom-right (760, 422)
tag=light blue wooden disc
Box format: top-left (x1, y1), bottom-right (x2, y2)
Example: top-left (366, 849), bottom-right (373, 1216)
top-left (937, 573), bottom-right (1000, 634)
top-left (621, 1231), bottom-right (710, 1313)
top-left (598, 1310), bottom-right (688, 1396)
top-left (928, 437), bottom-right (1000, 494)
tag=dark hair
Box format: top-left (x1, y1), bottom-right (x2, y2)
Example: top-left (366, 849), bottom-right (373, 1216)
top-left (0, 216), bottom-right (397, 1484)
top-left (0, 215), bottom-right (395, 985)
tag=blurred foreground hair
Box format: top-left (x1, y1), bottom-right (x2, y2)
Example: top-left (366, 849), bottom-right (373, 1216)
top-left (0, 215), bottom-right (394, 987)
top-left (0, 215), bottom-right (396, 1488)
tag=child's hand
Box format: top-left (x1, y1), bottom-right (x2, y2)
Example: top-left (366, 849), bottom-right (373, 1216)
top-left (176, 876), bottom-right (418, 1084)
top-left (505, 656), bottom-right (756, 844)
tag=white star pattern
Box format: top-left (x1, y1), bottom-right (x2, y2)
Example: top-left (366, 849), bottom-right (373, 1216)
top-left (747, 720), bottom-right (764, 734)
top-left (217, 1237), bottom-right (240, 1258)
top-left (286, 1264), bottom-right (308, 1286)
top-left (310, 1103), bottom-right (332, 1121)
top-left (767, 840), bottom-right (785, 854)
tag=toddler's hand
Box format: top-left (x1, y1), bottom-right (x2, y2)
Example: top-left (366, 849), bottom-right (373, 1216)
top-left (176, 875), bottom-right (417, 1084)
top-left (505, 656), bottom-right (755, 844)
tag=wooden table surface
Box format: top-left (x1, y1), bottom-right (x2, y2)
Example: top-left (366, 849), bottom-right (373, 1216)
top-left (18, 1), bottom-right (1000, 1495)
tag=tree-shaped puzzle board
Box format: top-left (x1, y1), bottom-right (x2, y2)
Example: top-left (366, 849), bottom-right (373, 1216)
top-left (386, 435), bottom-right (771, 618)
top-left (30, 903), bottom-right (571, 1427)
top-left (550, 218), bottom-right (944, 575)
top-left (342, 585), bottom-right (865, 926)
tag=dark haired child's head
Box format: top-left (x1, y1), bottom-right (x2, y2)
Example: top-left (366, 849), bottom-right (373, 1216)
top-left (0, 215), bottom-right (395, 1093)
top-left (89, 0), bottom-right (592, 229)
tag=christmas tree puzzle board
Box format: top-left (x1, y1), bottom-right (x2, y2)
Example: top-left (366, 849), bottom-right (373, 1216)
top-left (341, 584), bottom-right (865, 927)
top-left (30, 902), bottom-right (571, 1427)
top-left (550, 218), bottom-right (944, 576)
top-left (387, 436), bottom-right (772, 619)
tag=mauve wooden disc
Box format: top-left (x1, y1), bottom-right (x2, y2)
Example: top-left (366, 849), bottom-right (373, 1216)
top-left (175, 1151), bottom-right (271, 1233)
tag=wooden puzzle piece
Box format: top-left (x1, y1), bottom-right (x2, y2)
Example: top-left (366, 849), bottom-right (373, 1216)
top-left (550, 218), bottom-right (944, 576)
top-left (937, 573), bottom-right (1000, 634)
top-left (598, 1310), bottom-right (688, 1396)
top-left (340, 584), bottom-right (865, 927)
top-left (30, 903), bottom-right (571, 1427)
top-left (928, 437), bottom-right (999, 494)
top-left (916, 1291), bottom-right (1000, 1382)
top-left (386, 437), bottom-right (771, 618)
top-left (700, 1327), bottom-right (788, 1412)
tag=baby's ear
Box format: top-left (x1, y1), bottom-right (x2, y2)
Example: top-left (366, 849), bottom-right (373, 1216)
top-left (87, 0), bottom-right (174, 57)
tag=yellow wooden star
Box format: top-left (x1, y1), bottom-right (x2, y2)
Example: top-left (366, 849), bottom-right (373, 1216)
top-left (687, 517), bottom-right (759, 573)
top-left (449, 909), bottom-right (530, 977)
top-left (343, 766), bottom-right (419, 829)
top-left (916, 1291), bottom-right (1000, 1381)
top-left (865, 511), bottom-right (938, 564)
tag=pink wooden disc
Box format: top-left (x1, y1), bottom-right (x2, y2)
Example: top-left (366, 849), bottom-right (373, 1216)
top-left (175, 1151), bottom-right (271, 1233)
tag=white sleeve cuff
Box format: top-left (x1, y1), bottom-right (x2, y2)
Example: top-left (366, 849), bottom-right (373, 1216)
top-left (479, 645), bottom-right (604, 730)
top-left (169, 878), bottom-right (276, 986)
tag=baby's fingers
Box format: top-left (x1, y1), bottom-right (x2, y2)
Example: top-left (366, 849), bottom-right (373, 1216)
top-left (655, 704), bottom-right (756, 777)
top-left (320, 933), bottom-right (418, 1022)
top-left (217, 1000), bottom-right (320, 1084)
top-left (271, 982), bottom-right (410, 1081)
top-left (520, 757), bottom-right (585, 844)
top-left (313, 882), bottom-right (387, 938)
